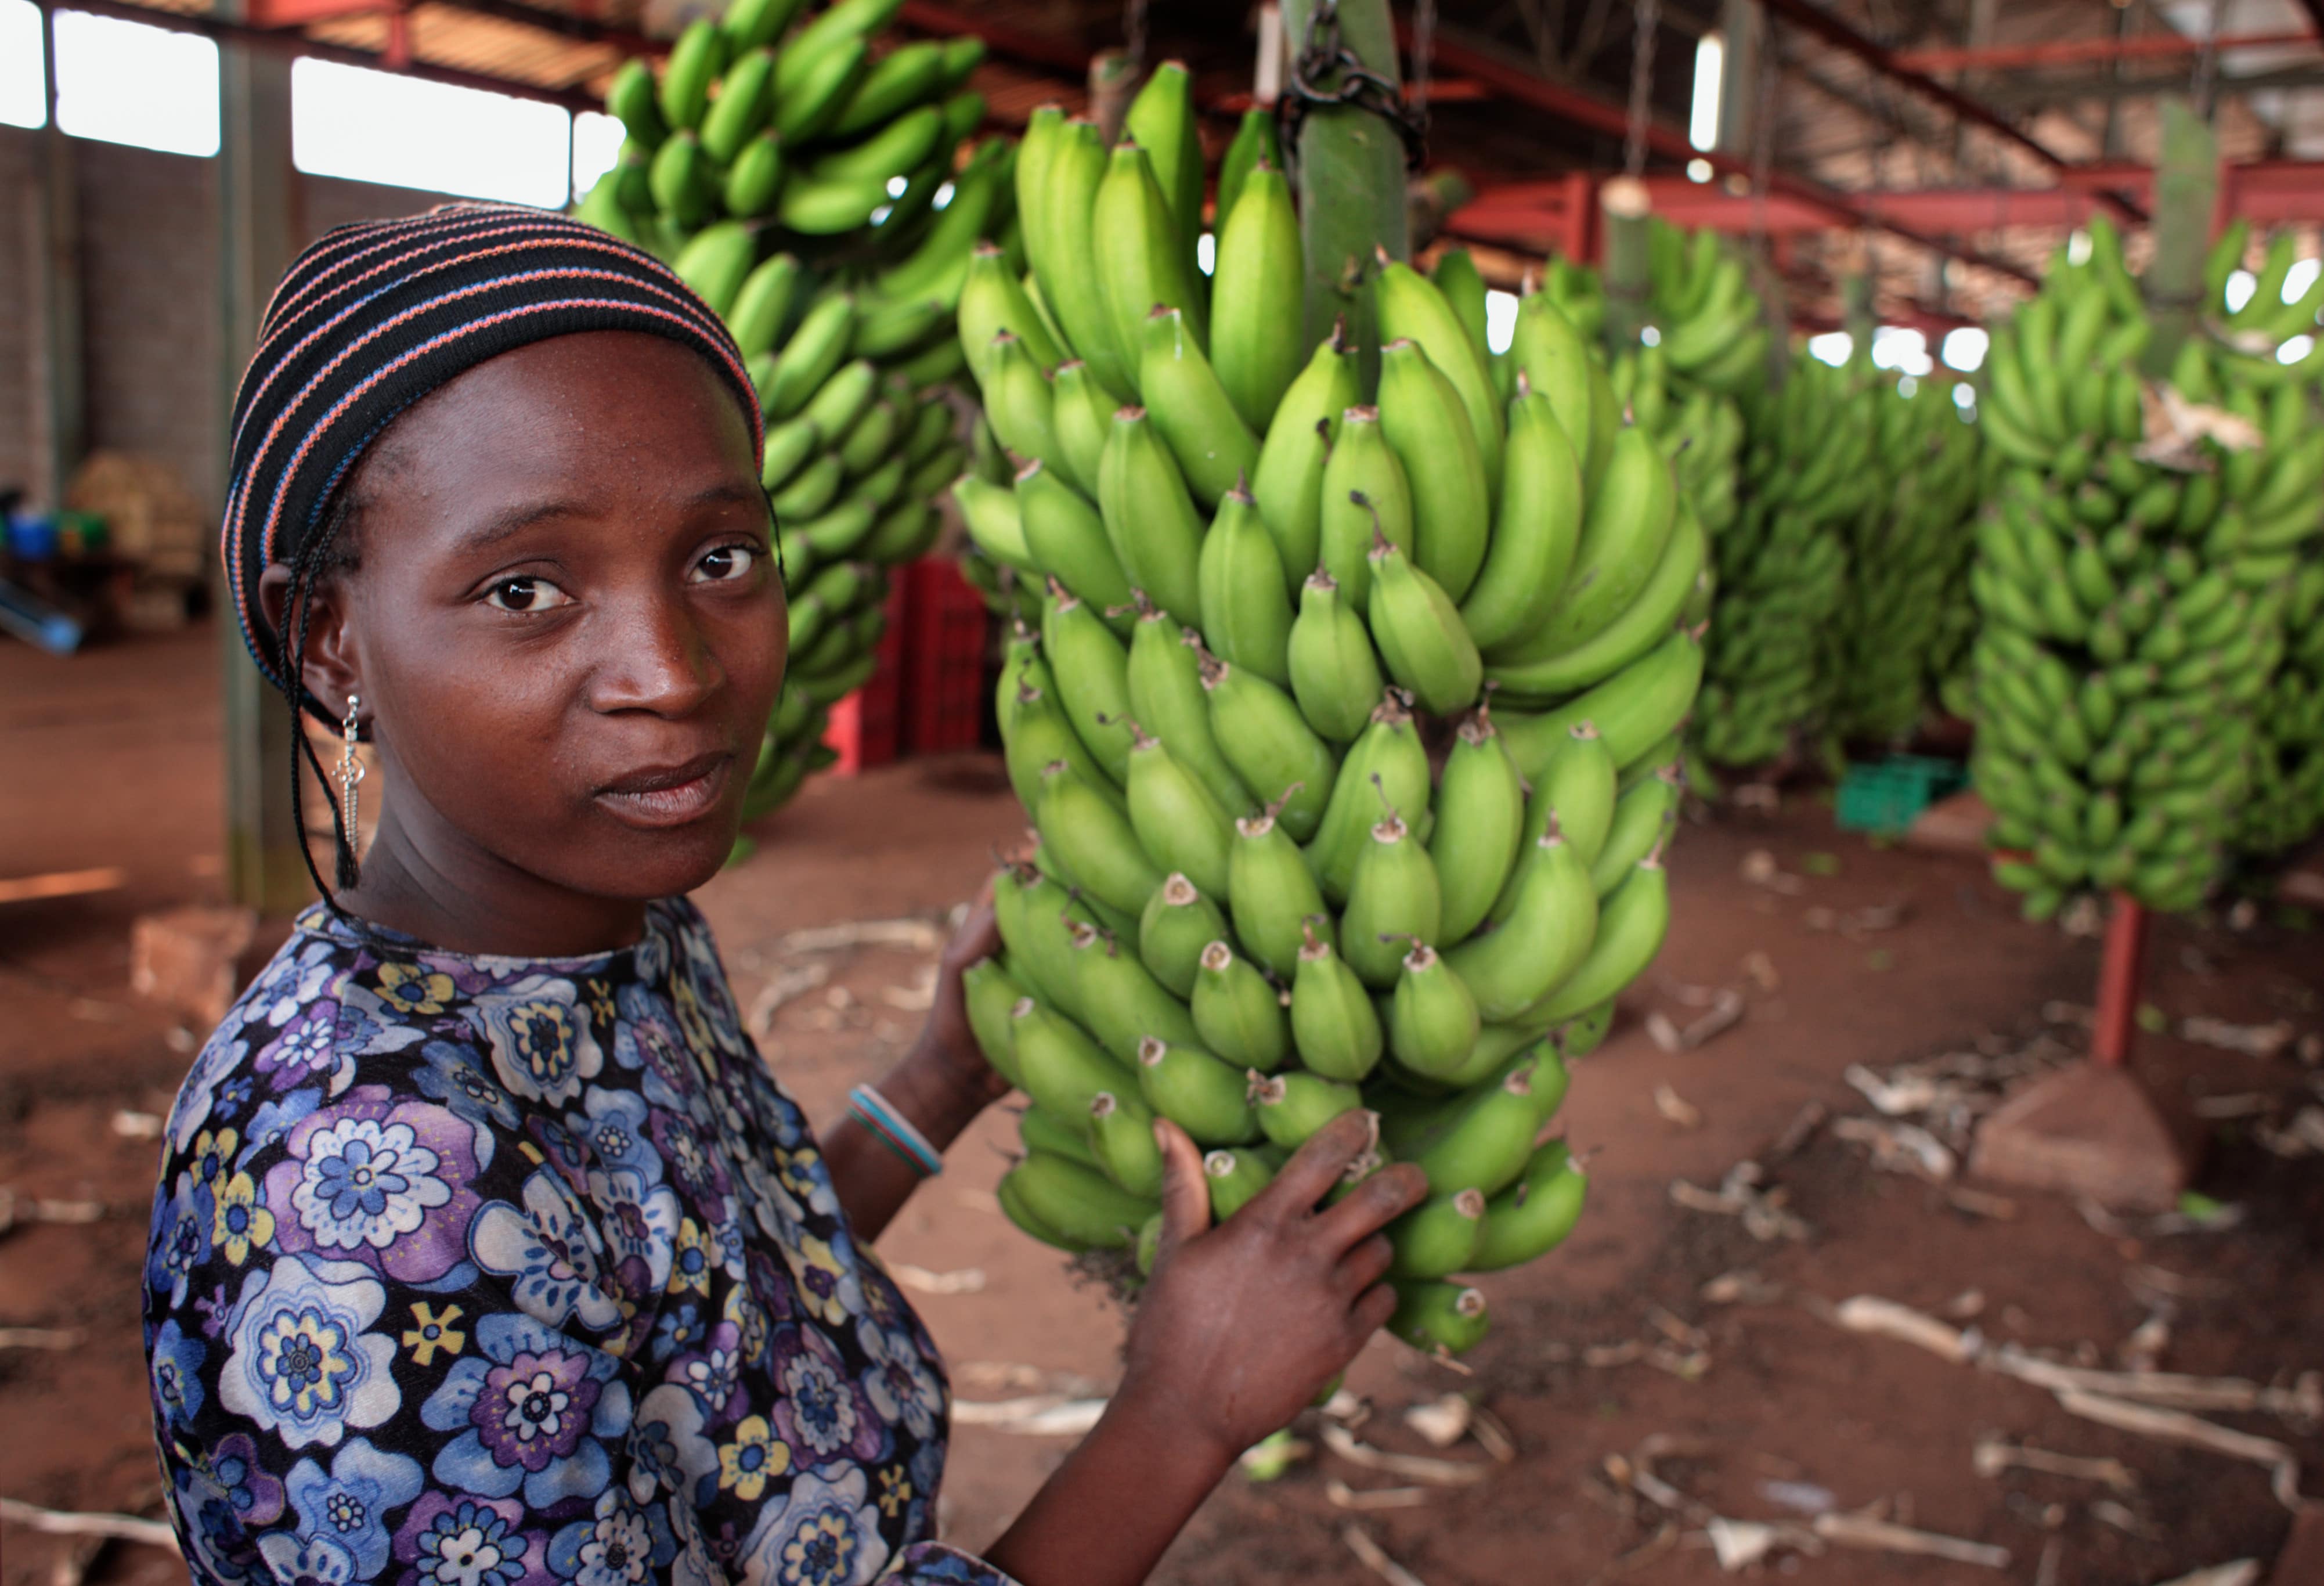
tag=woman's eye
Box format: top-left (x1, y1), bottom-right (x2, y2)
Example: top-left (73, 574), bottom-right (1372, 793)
top-left (485, 576), bottom-right (573, 612)
top-left (692, 544), bottom-right (759, 583)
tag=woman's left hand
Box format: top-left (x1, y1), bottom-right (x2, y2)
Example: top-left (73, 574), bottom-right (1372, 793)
top-left (913, 884), bottom-right (1009, 1108)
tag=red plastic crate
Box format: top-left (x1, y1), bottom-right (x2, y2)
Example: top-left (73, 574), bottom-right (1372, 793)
top-left (820, 582), bottom-right (908, 775)
top-left (900, 557), bottom-right (993, 756)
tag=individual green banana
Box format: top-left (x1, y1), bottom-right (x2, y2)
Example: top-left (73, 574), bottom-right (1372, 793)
top-left (1524, 424), bottom-right (1679, 657)
top-left (1200, 655), bottom-right (1339, 842)
top-left (1529, 853), bottom-right (1672, 1024)
top-left (1532, 722), bottom-right (1618, 871)
top-left (1318, 409), bottom-right (1416, 609)
top-left (1139, 1037), bottom-right (1261, 1145)
top-left (760, 293), bottom-right (857, 421)
top-left (1447, 828), bottom-right (1598, 1020)
top-left (1341, 813), bottom-right (1444, 990)
top-left (1386, 1188), bottom-right (1488, 1279)
top-left (954, 473), bottom-right (1038, 574)
top-left (1376, 338), bottom-right (1492, 603)
top-left (1139, 873), bottom-right (1228, 1000)
top-left (1097, 406), bottom-right (1206, 627)
top-left (1376, 254), bottom-right (1503, 494)
top-left (658, 19), bottom-right (726, 133)
top-left (1432, 248), bottom-right (1491, 367)
top-left (1290, 921), bottom-right (1385, 1081)
top-left (1019, 1104), bottom-right (1101, 1174)
top-left (771, 36), bottom-right (871, 143)
top-left (1209, 163), bottom-right (1305, 432)
top-left (1460, 384), bottom-right (1586, 651)
top-left (1250, 1070), bottom-right (1365, 1149)
top-left (959, 244), bottom-right (1067, 381)
top-left (1307, 692), bottom-right (1431, 903)
top-left (961, 957), bottom-right (1027, 1088)
top-left (1011, 996), bottom-right (1134, 1119)
top-left (1037, 759), bottom-right (1160, 915)
top-left (607, 57), bottom-right (669, 150)
top-left (1287, 571), bottom-right (1387, 743)
top-left (1087, 1090), bottom-right (1165, 1198)
top-left (1049, 361), bottom-right (1114, 495)
top-left (760, 415), bottom-right (821, 492)
top-left (991, 863), bottom-right (1085, 1018)
top-left (648, 129), bottom-right (717, 229)
top-left (1121, 62), bottom-right (1205, 287)
top-left (1367, 523), bottom-right (1484, 716)
top-left (1127, 605), bottom-right (1254, 819)
top-left (1040, 581), bottom-right (1136, 783)
top-left (1388, 942), bottom-right (1482, 1079)
top-left (827, 37), bottom-right (946, 136)
top-left (1035, 118), bottom-right (1136, 401)
top-left (1467, 1142), bottom-right (1585, 1270)
top-left (1141, 306), bottom-right (1260, 506)
top-left (1197, 485), bottom-right (1294, 687)
top-left (1509, 291), bottom-right (1596, 474)
top-left (1203, 1147), bottom-right (1276, 1221)
top-left (1092, 141), bottom-right (1208, 374)
top-left (1192, 940), bottom-right (1291, 1073)
top-left (1430, 711), bottom-right (1527, 945)
top-left (1251, 326), bottom-right (1360, 592)
top-left (961, 270), bottom-right (1066, 412)
top-left (1124, 724), bottom-right (1236, 899)
top-left (1069, 923), bottom-right (1204, 1063)
top-left (1387, 1281), bottom-right (1489, 1354)
top-left (1019, 460), bottom-right (1134, 613)
top-left (1227, 797), bottom-right (1333, 979)
top-left (1395, 1056), bottom-right (1547, 1196)
top-left (1003, 1152), bottom-right (1152, 1249)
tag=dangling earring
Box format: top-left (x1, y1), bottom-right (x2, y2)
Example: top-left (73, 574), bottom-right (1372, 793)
top-left (335, 693), bottom-right (366, 890)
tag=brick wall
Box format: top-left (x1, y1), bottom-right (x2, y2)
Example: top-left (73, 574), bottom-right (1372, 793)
top-left (1, 121), bottom-right (459, 524)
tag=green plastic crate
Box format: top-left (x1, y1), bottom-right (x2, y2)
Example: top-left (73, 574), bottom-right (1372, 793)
top-left (1836, 754), bottom-right (1968, 835)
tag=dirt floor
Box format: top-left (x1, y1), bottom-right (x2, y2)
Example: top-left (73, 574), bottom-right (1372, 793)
top-left (3, 622), bottom-right (2322, 1586)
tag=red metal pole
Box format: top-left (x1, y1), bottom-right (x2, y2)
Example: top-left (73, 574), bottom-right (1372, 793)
top-left (2090, 892), bottom-right (2149, 1068)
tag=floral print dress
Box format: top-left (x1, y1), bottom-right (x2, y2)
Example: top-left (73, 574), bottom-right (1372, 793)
top-left (143, 899), bottom-right (1015, 1586)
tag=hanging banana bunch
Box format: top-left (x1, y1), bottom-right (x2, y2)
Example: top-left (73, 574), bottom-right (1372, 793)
top-left (1830, 373), bottom-right (1985, 745)
top-left (948, 88), bottom-right (1706, 1357)
top-left (2236, 555), bottom-right (2324, 860)
top-left (573, 0), bottom-right (1011, 828)
top-left (1969, 213), bottom-right (2324, 919)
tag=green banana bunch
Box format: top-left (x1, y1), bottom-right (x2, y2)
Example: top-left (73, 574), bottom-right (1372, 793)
top-left (1968, 213), bottom-right (2323, 920)
top-left (965, 88), bottom-right (1719, 1354)
top-left (1830, 373), bottom-right (1985, 744)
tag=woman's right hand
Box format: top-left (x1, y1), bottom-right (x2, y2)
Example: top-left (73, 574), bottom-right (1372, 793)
top-left (1112, 1109), bottom-right (1431, 1467)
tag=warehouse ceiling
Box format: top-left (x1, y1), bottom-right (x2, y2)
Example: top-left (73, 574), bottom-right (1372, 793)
top-left (84, 0), bottom-right (2324, 326)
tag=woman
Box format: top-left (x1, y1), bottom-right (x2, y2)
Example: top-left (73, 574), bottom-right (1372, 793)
top-left (144, 204), bottom-right (1427, 1586)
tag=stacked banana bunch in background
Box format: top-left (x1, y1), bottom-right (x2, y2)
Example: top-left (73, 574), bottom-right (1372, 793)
top-left (1696, 344), bottom-right (1874, 769)
top-left (1831, 374), bottom-right (1986, 745)
top-left (2238, 559), bottom-right (2324, 860)
top-left (1971, 216), bottom-right (2323, 918)
top-left (947, 70), bottom-right (1704, 1355)
top-left (574, 0), bottom-right (1008, 822)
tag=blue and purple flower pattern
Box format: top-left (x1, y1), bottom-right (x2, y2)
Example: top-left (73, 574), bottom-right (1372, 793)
top-left (147, 900), bottom-right (1011, 1586)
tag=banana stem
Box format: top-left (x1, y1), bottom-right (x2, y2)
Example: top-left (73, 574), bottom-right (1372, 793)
top-left (2140, 98), bottom-right (2218, 380)
top-left (1283, 0), bottom-right (1408, 395)
top-left (1600, 177), bottom-right (1652, 353)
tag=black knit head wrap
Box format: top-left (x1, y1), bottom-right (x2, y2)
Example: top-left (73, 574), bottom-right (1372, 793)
top-left (220, 201), bottom-right (766, 900)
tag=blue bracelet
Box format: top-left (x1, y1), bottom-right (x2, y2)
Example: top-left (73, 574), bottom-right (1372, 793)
top-left (847, 1084), bottom-right (944, 1178)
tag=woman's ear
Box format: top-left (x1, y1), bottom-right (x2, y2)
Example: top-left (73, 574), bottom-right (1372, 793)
top-left (255, 563), bottom-right (363, 713)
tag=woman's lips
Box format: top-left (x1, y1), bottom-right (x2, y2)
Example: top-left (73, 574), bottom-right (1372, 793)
top-left (594, 752), bottom-right (732, 828)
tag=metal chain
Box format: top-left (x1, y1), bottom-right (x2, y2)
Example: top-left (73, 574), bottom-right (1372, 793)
top-left (1749, 13), bottom-right (1779, 247)
top-left (2191, 0), bottom-right (2226, 120)
top-left (1277, 0), bottom-right (1431, 172)
top-left (1124, 0), bottom-right (1149, 74)
top-left (1411, 0), bottom-right (1437, 120)
top-left (1623, 0), bottom-right (1661, 178)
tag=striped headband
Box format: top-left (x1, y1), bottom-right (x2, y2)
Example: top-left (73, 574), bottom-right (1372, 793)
top-left (222, 201), bottom-right (765, 703)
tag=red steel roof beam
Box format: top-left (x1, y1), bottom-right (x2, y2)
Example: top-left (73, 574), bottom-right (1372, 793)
top-left (1894, 29), bottom-right (2316, 74)
top-left (1416, 26), bottom-right (2037, 286)
top-left (1756, 0), bottom-right (2143, 221)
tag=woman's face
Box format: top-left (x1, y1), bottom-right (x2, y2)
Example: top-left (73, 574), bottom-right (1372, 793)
top-left (307, 330), bottom-right (785, 907)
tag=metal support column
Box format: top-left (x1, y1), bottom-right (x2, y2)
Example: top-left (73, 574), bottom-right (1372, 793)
top-left (30, 9), bottom-right (84, 515)
top-left (216, 5), bottom-right (311, 915)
